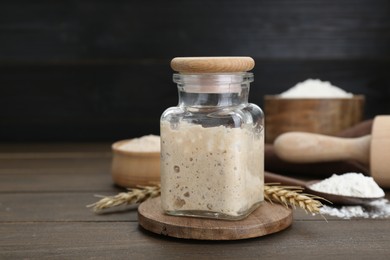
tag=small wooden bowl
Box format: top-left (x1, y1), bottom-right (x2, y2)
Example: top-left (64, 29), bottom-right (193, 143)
top-left (111, 139), bottom-right (160, 188)
top-left (264, 95), bottom-right (365, 143)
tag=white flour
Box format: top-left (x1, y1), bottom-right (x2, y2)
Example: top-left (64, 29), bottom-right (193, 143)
top-left (310, 173), bottom-right (385, 198)
top-left (117, 135), bottom-right (160, 152)
top-left (309, 172), bottom-right (388, 219)
top-left (279, 79), bottom-right (353, 98)
top-left (320, 199), bottom-right (390, 219)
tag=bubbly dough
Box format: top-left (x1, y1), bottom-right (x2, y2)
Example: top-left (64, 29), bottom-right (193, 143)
top-left (160, 121), bottom-right (264, 217)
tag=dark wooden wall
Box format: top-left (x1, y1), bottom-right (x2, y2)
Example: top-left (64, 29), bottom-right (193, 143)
top-left (1, 0), bottom-right (389, 142)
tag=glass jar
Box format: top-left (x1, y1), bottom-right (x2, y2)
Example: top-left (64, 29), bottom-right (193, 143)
top-left (160, 57), bottom-right (264, 220)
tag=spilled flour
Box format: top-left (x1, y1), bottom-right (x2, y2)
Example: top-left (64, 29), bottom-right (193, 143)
top-left (310, 173), bottom-right (389, 219)
top-left (320, 199), bottom-right (390, 219)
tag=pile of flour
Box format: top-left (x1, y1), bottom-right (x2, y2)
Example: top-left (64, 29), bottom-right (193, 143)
top-left (310, 173), bottom-right (385, 198)
top-left (309, 173), bottom-right (389, 219)
top-left (279, 79), bottom-right (353, 98)
top-left (117, 135), bottom-right (160, 152)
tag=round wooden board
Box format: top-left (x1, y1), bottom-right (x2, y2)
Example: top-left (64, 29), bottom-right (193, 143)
top-left (138, 198), bottom-right (292, 240)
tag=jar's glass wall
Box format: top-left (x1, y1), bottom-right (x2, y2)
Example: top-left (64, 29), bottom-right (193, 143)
top-left (160, 73), bottom-right (264, 220)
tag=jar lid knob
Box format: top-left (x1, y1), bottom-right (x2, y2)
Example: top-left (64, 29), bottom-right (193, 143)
top-left (171, 57), bottom-right (255, 73)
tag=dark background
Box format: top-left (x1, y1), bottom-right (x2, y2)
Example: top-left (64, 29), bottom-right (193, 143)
top-left (1, 0), bottom-right (389, 142)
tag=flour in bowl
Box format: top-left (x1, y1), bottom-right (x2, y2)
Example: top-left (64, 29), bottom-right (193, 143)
top-left (117, 135), bottom-right (160, 152)
top-left (279, 79), bottom-right (353, 98)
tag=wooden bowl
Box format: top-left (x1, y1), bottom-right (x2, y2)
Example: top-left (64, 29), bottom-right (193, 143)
top-left (264, 95), bottom-right (365, 143)
top-left (111, 139), bottom-right (160, 188)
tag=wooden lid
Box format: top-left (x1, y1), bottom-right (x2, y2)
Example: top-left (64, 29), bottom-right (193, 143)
top-left (171, 57), bottom-right (255, 73)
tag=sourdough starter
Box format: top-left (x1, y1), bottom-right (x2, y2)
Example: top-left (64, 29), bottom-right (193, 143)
top-left (160, 121), bottom-right (264, 218)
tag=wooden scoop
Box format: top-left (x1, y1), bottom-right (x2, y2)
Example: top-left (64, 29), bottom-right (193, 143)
top-left (273, 115), bottom-right (390, 188)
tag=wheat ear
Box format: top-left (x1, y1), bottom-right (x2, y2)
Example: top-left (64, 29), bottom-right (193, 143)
top-left (88, 183), bottom-right (325, 215)
top-left (87, 184), bottom-right (160, 212)
top-left (264, 184), bottom-right (325, 214)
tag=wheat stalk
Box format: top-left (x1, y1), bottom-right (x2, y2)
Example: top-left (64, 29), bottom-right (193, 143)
top-left (87, 184), bottom-right (161, 212)
top-left (264, 184), bottom-right (325, 214)
top-left (88, 183), bottom-right (325, 215)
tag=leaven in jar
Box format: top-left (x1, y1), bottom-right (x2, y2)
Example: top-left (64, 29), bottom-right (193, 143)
top-left (160, 57), bottom-right (264, 220)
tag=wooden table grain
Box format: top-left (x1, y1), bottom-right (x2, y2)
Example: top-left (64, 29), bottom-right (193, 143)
top-left (1, 143), bottom-right (389, 259)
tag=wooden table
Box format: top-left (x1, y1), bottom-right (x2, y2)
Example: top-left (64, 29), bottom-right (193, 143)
top-left (1, 143), bottom-right (389, 259)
